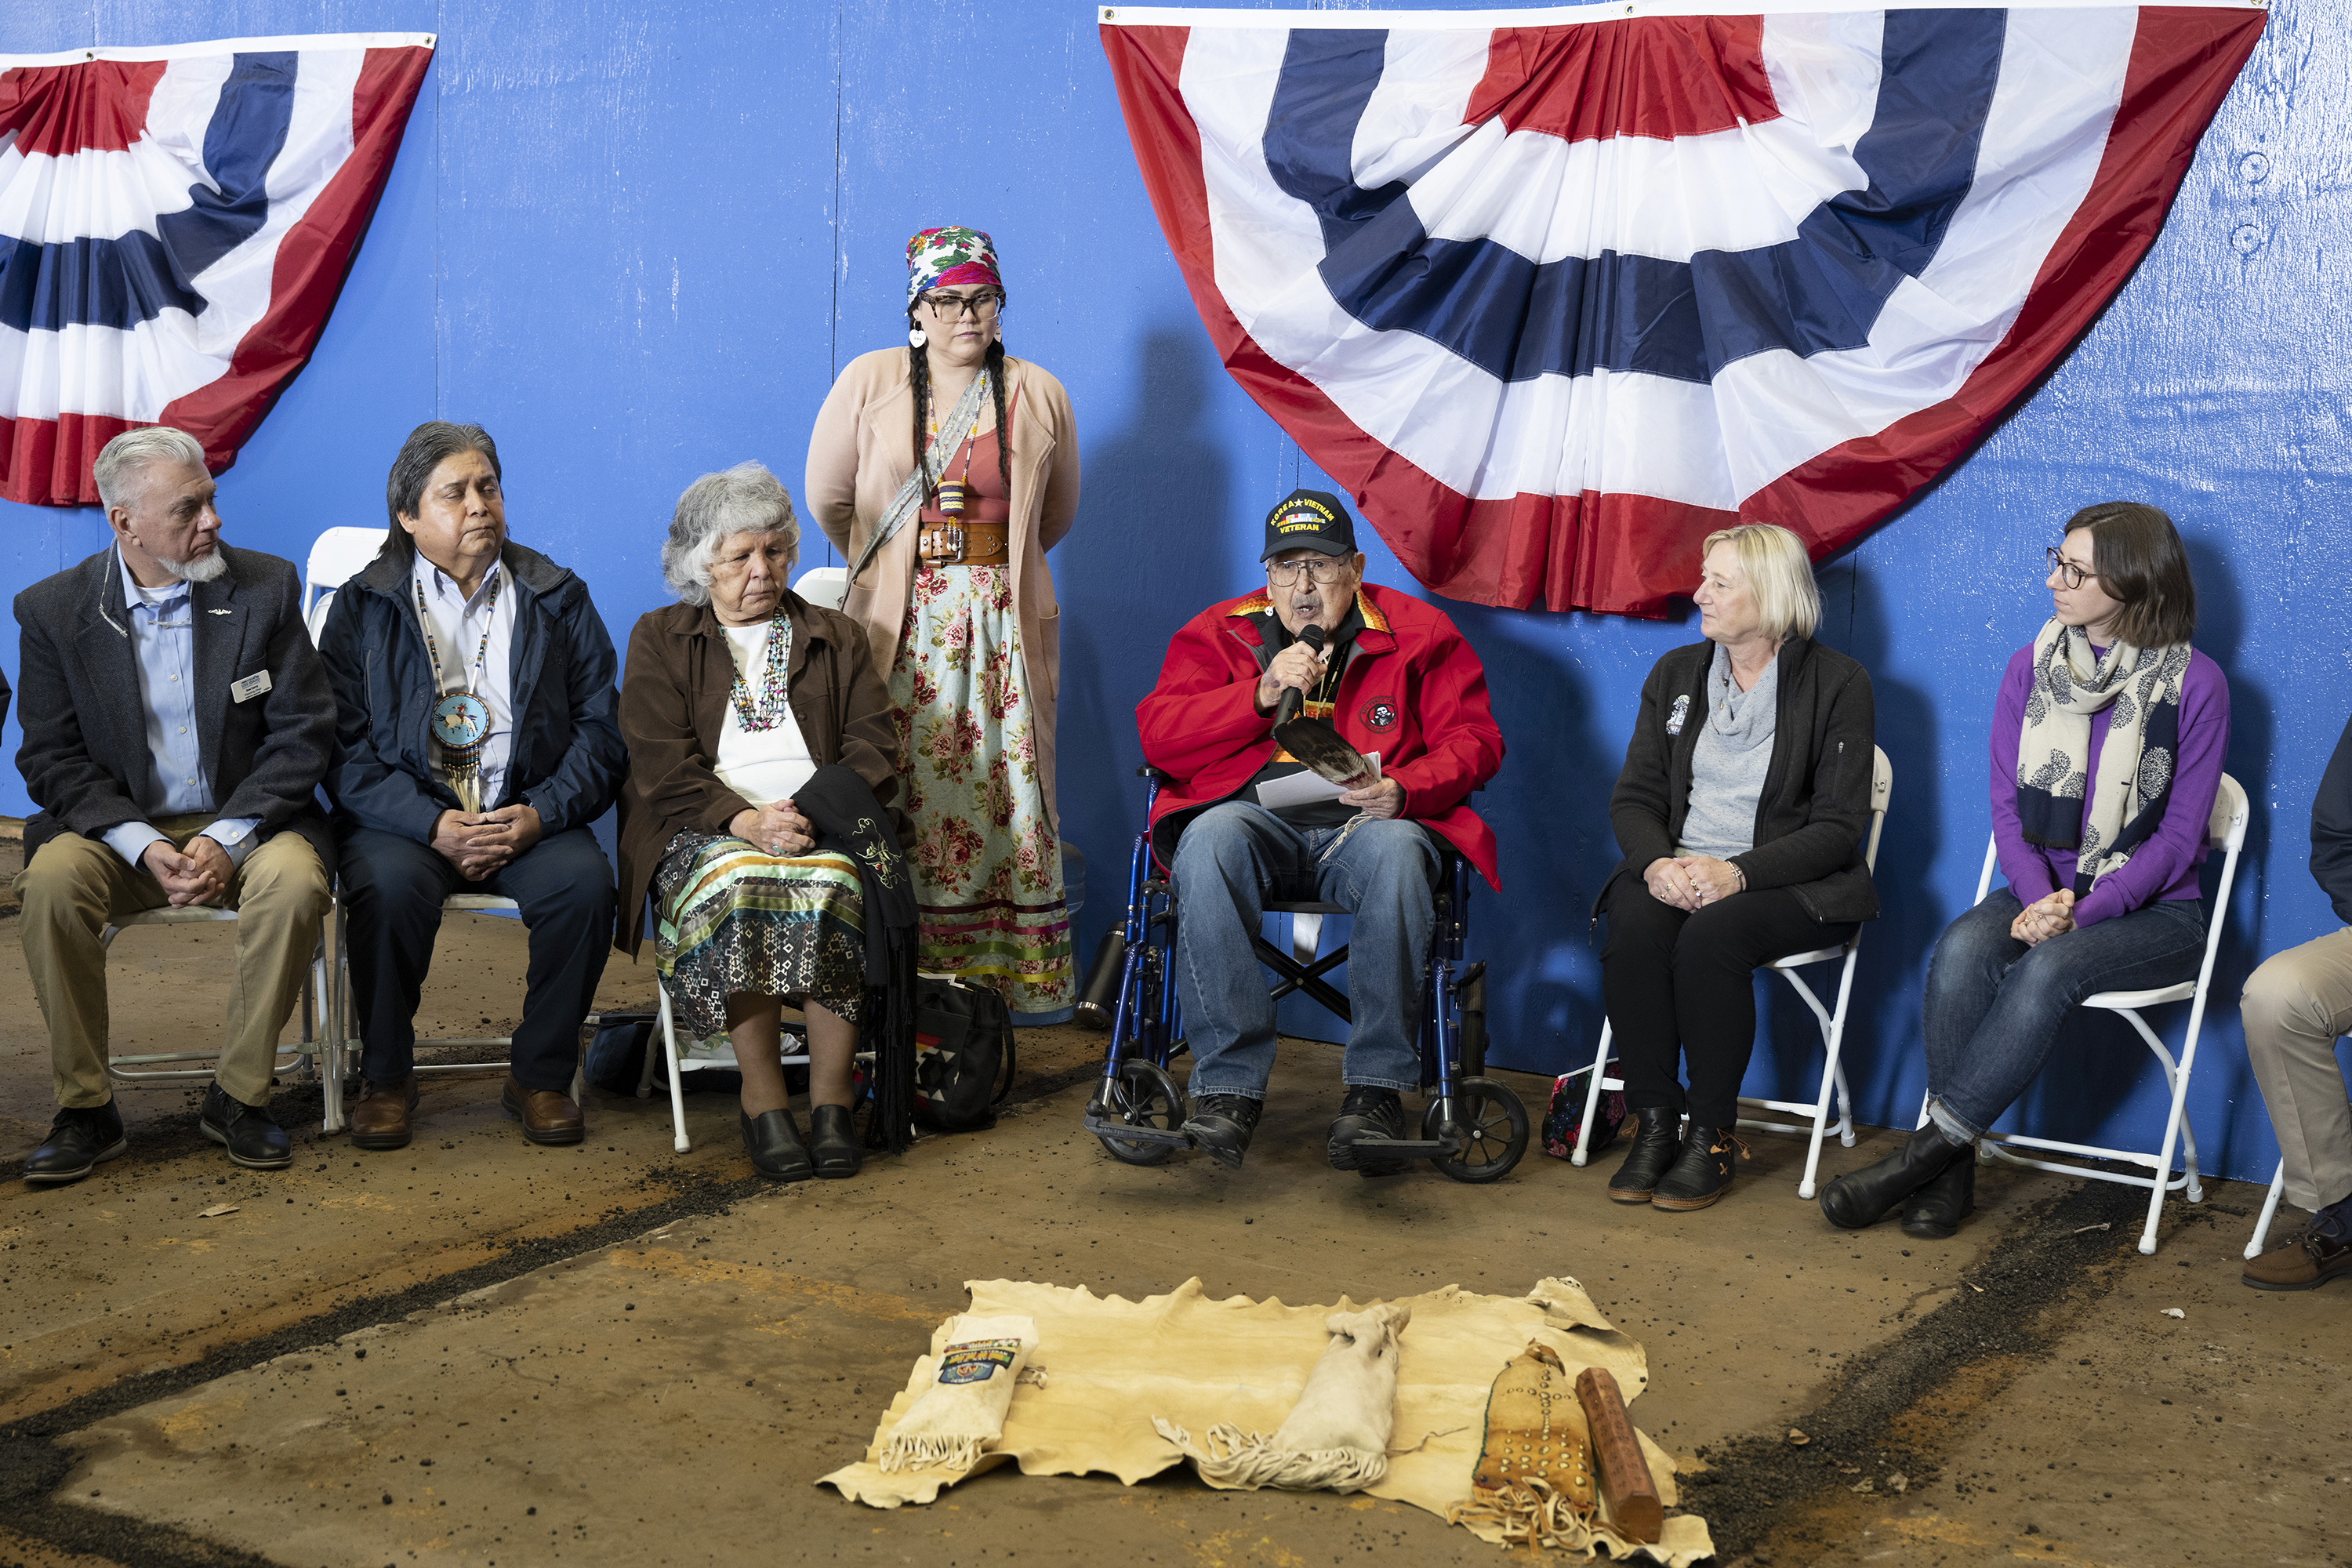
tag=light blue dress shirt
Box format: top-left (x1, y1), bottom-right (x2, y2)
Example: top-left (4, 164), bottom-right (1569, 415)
top-left (100, 550), bottom-right (263, 871)
top-left (412, 554), bottom-right (514, 809)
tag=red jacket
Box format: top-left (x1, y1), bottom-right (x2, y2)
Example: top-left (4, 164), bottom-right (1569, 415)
top-left (1138, 583), bottom-right (1504, 888)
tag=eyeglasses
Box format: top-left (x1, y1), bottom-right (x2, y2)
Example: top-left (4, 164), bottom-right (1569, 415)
top-left (1266, 557), bottom-right (1352, 586)
top-left (920, 289), bottom-right (1004, 321)
top-left (2044, 546), bottom-right (2100, 590)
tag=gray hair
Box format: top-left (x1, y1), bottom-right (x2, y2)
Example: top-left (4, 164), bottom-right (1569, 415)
top-left (93, 426), bottom-right (207, 512)
top-left (662, 462), bottom-right (800, 606)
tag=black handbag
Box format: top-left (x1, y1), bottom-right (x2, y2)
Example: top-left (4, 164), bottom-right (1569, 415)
top-left (911, 978), bottom-right (1015, 1131)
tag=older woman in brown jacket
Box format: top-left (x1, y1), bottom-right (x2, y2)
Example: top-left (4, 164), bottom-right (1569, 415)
top-left (805, 225), bottom-right (1080, 1018)
top-left (617, 463), bottom-right (903, 1183)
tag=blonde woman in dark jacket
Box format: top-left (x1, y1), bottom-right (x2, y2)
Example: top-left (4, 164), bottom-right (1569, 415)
top-left (1595, 524), bottom-right (1878, 1212)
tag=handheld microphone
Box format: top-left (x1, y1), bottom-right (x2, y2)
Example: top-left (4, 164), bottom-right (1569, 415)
top-left (1272, 622), bottom-right (1327, 728)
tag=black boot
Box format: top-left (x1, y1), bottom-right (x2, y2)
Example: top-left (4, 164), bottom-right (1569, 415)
top-left (740, 1108), bottom-right (814, 1182)
top-left (1652, 1125), bottom-right (1745, 1211)
top-left (1327, 1087), bottom-right (1411, 1177)
top-left (808, 1104), bottom-right (862, 1179)
top-left (1819, 1122), bottom-right (1973, 1230)
top-left (25, 1102), bottom-right (127, 1185)
top-left (1181, 1094), bottom-right (1262, 1170)
top-left (200, 1084), bottom-right (292, 1170)
top-left (1900, 1142), bottom-right (1976, 1240)
top-left (1605, 1108), bottom-right (1682, 1204)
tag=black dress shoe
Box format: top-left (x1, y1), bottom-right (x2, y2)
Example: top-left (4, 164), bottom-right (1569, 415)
top-left (808, 1105), bottom-right (862, 1179)
top-left (25, 1102), bottom-right (128, 1185)
top-left (1652, 1124), bottom-right (1745, 1211)
top-left (1327, 1086), bottom-right (1412, 1177)
top-left (741, 1108), bottom-right (814, 1182)
top-left (200, 1084), bottom-right (292, 1170)
top-left (1901, 1142), bottom-right (1976, 1240)
top-left (1606, 1107), bottom-right (1682, 1203)
top-left (1820, 1122), bottom-right (1973, 1231)
top-left (1181, 1094), bottom-right (1262, 1170)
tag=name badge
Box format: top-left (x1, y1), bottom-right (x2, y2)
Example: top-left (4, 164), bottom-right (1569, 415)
top-left (231, 671), bottom-right (273, 704)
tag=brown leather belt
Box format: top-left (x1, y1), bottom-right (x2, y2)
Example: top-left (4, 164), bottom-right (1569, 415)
top-left (917, 520), bottom-right (1009, 566)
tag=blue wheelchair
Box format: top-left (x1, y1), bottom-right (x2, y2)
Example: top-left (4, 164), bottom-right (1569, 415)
top-left (1080, 768), bottom-right (1529, 1181)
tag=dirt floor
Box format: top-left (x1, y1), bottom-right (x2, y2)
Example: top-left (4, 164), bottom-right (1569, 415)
top-left (0, 837), bottom-right (2339, 1568)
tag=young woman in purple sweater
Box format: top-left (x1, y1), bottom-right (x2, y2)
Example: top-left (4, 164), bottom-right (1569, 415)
top-left (1821, 502), bottom-right (2229, 1240)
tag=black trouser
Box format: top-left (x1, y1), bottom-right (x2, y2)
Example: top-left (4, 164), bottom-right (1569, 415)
top-left (1600, 876), bottom-right (1858, 1131)
top-left (339, 826), bottom-right (617, 1091)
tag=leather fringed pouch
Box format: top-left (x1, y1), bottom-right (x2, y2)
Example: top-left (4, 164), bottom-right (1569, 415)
top-left (1153, 1303), bottom-right (1411, 1493)
top-left (1446, 1341), bottom-right (1599, 1548)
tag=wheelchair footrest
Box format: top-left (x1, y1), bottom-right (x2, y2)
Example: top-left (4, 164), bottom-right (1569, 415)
top-left (1349, 1134), bottom-right (1458, 1158)
top-left (1082, 1112), bottom-right (1192, 1149)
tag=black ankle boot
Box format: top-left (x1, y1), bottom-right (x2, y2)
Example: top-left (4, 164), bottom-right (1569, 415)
top-left (1820, 1123), bottom-right (1973, 1230)
top-left (1901, 1142), bottom-right (1976, 1240)
top-left (740, 1108), bottom-right (814, 1182)
top-left (808, 1105), bottom-right (862, 1179)
top-left (1652, 1125), bottom-right (1745, 1211)
top-left (1606, 1108), bottom-right (1682, 1203)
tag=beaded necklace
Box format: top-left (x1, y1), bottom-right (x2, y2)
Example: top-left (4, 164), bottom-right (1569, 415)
top-left (726, 608), bottom-right (796, 732)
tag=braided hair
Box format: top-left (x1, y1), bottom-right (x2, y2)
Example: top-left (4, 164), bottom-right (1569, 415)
top-left (907, 306), bottom-right (1014, 501)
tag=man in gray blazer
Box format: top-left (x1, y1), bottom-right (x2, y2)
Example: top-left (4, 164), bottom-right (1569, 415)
top-left (12, 427), bottom-right (335, 1184)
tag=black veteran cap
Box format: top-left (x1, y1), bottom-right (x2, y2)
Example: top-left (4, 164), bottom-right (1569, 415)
top-left (1261, 488), bottom-right (1359, 560)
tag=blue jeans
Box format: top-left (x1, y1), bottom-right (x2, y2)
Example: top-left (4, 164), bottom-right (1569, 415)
top-left (1171, 802), bottom-right (1439, 1100)
top-left (1922, 887), bottom-right (2207, 1139)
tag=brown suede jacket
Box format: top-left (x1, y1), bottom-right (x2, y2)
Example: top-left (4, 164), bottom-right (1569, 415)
top-left (613, 590), bottom-right (902, 956)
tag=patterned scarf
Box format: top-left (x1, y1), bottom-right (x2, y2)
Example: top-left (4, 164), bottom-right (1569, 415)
top-left (2015, 618), bottom-right (2191, 895)
top-left (906, 225), bottom-right (1000, 307)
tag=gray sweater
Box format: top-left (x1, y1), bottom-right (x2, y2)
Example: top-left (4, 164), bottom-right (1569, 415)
top-left (1676, 643), bottom-right (1780, 861)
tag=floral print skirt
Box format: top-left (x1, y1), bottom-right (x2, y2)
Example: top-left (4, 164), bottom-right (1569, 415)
top-left (654, 832), bottom-right (867, 1046)
top-left (889, 564), bottom-right (1074, 1011)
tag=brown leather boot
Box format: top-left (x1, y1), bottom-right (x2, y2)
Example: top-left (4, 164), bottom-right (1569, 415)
top-left (502, 1076), bottom-right (585, 1145)
top-left (350, 1076), bottom-right (419, 1151)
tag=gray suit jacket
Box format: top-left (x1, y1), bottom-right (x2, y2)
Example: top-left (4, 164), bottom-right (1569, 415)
top-left (14, 543), bottom-right (336, 868)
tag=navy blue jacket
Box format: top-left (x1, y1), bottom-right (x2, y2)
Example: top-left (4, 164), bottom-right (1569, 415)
top-left (2314, 713), bottom-right (2352, 927)
top-left (317, 539), bottom-right (625, 841)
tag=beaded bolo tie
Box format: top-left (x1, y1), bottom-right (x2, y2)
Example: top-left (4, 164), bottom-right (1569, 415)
top-left (416, 570), bottom-right (504, 815)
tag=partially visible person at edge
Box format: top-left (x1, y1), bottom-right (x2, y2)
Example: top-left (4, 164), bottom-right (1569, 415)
top-left (318, 422), bottom-right (626, 1152)
top-left (13, 426), bottom-right (334, 1183)
top-left (616, 463), bottom-right (914, 1183)
top-left (1821, 503), bottom-right (2227, 1241)
top-left (1137, 488), bottom-right (1504, 1175)
top-left (2236, 710), bottom-right (2352, 1292)
top-left (1596, 524), bottom-right (1879, 1213)
top-left (804, 225), bottom-right (1080, 1018)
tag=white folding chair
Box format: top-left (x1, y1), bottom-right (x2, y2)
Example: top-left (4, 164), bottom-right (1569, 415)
top-left (100, 907), bottom-right (336, 1109)
top-left (1574, 746), bottom-right (1893, 1199)
top-left (791, 565), bottom-right (850, 611)
top-left (1938, 772), bottom-right (2250, 1256)
top-left (2245, 1159), bottom-right (2289, 1260)
top-left (325, 894), bottom-right (584, 1132)
top-left (301, 525), bottom-right (390, 643)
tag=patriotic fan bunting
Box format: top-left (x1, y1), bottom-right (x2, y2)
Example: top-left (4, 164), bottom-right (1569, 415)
top-left (1100, 4), bottom-right (2264, 616)
top-left (0, 34), bottom-right (434, 506)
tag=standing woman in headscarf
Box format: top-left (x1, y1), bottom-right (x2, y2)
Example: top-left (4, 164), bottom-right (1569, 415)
top-left (805, 227), bottom-right (1080, 1016)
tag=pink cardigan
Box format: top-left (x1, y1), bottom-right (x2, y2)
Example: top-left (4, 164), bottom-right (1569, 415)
top-left (804, 348), bottom-right (1080, 826)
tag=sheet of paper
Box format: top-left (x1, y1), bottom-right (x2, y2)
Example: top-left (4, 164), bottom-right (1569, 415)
top-left (1254, 751), bottom-right (1379, 811)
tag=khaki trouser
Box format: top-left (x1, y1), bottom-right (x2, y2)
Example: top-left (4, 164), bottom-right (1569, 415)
top-left (12, 818), bottom-right (332, 1109)
top-left (2241, 926), bottom-right (2352, 1214)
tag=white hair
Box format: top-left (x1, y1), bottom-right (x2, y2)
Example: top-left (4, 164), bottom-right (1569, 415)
top-left (93, 426), bottom-right (207, 512)
top-left (662, 462), bottom-right (800, 607)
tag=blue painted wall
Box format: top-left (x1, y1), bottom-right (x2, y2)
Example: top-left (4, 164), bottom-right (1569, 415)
top-left (4, 1), bottom-right (2343, 1186)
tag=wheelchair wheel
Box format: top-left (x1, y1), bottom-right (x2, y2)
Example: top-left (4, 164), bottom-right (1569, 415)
top-left (1097, 1059), bottom-right (1188, 1166)
top-left (1424, 1076), bottom-right (1528, 1184)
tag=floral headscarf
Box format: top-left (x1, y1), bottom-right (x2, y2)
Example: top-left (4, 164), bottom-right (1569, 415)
top-left (906, 226), bottom-right (1001, 309)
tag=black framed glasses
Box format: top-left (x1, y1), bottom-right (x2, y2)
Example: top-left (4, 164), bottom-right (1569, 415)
top-left (1266, 557), bottom-right (1351, 586)
top-left (920, 289), bottom-right (1004, 321)
top-left (2044, 546), bottom-right (2100, 590)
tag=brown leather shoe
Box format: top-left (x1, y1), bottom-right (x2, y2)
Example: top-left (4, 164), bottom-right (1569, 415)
top-left (502, 1076), bottom-right (585, 1145)
top-left (350, 1076), bottom-right (419, 1151)
top-left (2242, 1226), bottom-right (2352, 1291)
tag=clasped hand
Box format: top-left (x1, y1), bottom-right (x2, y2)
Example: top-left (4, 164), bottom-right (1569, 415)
top-left (431, 804), bottom-right (543, 882)
top-left (2010, 889), bottom-right (2076, 946)
top-left (730, 800), bottom-right (816, 856)
top-left (143, 835), bottom-right (234, 908)
top-left (1643, 854), bottom-right (1742, 912)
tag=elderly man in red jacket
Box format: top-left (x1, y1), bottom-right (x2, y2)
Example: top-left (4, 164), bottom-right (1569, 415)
top-left (1138, 489), bottom-right (1504, 1174)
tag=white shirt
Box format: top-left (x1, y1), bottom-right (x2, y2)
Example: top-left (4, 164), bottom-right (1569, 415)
top-left (412, 554), bottom-right (514, 808)
top-left (714, 622), bottom-right (815, 809)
